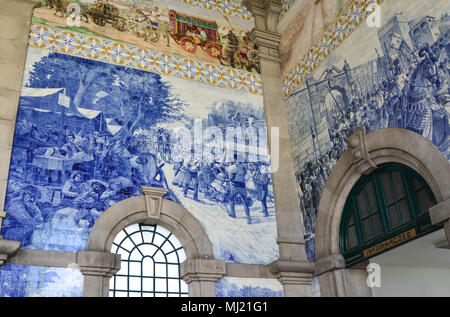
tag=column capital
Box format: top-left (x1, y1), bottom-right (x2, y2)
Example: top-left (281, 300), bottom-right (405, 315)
top-left (0, 238), bottom-right (21, 266)
top-left (269, 259), bottom-right (314, 296)
top-left (314, 254), bottom-right (346, 276)
top-left (76, 251), bottom-right (121, 277)
top-left (244, 0), bottom-right (282, 62)
top-left (180, 258), bottom-right (226, 284)
top-left (243, 0), bottom-right (281, 33)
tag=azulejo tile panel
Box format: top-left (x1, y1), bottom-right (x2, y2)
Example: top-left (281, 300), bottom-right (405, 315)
top-left (282, 0), bottom-right (384, 98)
top-left (28, 25), bottom-right (263, 95)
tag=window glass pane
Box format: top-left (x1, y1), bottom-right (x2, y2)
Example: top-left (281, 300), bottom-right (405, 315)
top-left (398, 199), bottom-right (412, 223)
top-left (388, 205), bottom-right (400, 227)
top-left (392, 172), bottom-right (405, 198)
top-left (142, 231), bottom-right (154, 243)
top-left (168, 279), bottom-right (180, 292)
top-left (129, 277), bottom-right (141, 291)
top-left (348, 213), bottom-right (354, 226)
top-left (129, 248), bottom-right (142, 261)
top-left (115, 276), bottom-right (127, 291)
top-left (366, 182), bottom-right (378, 213)
top-left (347, 225), bottom-right (358, 249)
top-left (381, 173), bottom-right (395, 204)
top-left (415, 188), bottom-right (434, 214)
top-left (358, 191), bottom-right (369, 217)
top-left (129, 262), bottom-right (141, 276)
top-left (363, 218), bottom-right (374, 240)
top-left (167, 265), bottom-right (179, 278)
top-left (372, 214), bottom-right (383, 236)
top-left (130, 232), bottom-right (143, 245)
top-left (142, 278), bottom-right (154, 292)
top-left (155, 278), bottom-right (167, 292)
top-left (412, 176), bottom-right (422, 190)
top-left (142, 257), bottom-right (154, 277)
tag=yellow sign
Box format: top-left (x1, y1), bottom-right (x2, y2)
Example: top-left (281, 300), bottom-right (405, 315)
top-left (363, 228), bottom-right (417, 258)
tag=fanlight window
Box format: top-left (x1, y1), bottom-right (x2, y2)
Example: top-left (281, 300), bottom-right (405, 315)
top-left (109, 223), bottom-right (188, 297)
top-left (340, 164), bottom-right (437, 266)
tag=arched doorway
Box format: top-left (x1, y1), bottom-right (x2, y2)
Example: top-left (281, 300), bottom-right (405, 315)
top-left (339, 163), bottom-right (450, 296)
top-left (314, 128), bottom-right (450, 297)
top-left (340, 163), bottom-right (437, 266)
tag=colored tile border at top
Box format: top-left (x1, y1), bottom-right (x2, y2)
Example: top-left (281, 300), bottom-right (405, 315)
top-left (176, 0), bottom-right (254, 21)
top-left (282, 0), bottom-right (384, 98)
top-left (28, 24), bottom-right (263, 96)
top-left (281, 0), bottom-right (297, 16)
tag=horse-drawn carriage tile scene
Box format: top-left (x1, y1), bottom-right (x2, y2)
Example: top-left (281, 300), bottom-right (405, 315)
top-left (32, 0), bottom-right (260, 74)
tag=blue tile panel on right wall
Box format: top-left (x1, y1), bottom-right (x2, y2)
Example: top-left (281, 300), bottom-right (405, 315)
top-left (286, 0), bottom-right (450, 261)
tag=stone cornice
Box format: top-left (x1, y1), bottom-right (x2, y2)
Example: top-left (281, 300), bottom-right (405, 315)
top-left (76, 251), bottom-right (121, 277)
top-left (180, 258), bottom-right (226, 283)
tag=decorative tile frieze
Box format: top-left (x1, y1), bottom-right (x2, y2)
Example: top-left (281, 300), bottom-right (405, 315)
top-left (28, 24), bottom-right (263, 95)
top-left (282, 0), bottom-right (384, 98)
top-left (177, 0), bottom-right (254, 21)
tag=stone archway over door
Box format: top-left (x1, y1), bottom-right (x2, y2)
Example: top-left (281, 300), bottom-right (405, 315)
top-left (76, 187), bottom-right (225, 297)
top-left (314, 128), bottom-right (450, 297)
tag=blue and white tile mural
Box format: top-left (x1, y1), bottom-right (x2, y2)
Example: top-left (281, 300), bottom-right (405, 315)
top-left (216, 277), bottom-right (283, 297)
top-left (0, 264), bottom-right (83, 297)
top-left (1, 45), bottom-right (279, 265)
top-left (286, 0), bottom-right (450, 261)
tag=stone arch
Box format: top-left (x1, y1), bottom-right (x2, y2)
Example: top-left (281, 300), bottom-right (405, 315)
top-left (77, 188), bottom-right (224, 297)
top-left (314, 128), bottom-right (450, 296)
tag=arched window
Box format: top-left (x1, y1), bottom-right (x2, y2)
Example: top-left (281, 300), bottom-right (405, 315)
top-left (109, 223), bottom-right (188, 297)
top-left (340, 163), bottom-right (437, 266)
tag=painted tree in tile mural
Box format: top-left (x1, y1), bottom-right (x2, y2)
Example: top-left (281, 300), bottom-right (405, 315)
top-left (2, 52), bottom-right (185, 251)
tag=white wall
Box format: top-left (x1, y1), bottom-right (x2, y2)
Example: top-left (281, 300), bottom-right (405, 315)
top-left (369, 229), bottom-right (450, 297)
top-left (371, 265), bottom-right (450, 297)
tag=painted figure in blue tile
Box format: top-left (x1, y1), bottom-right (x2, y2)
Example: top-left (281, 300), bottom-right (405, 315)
top-left (227, 155), bottom-right (252, 224)
top-left (249, 163), bottom-right (270, 217)
top-left (2, 186), bottom-right (44, 246)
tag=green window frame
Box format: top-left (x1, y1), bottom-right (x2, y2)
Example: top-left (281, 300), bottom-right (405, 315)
top-left (340, 163), bottom-right (437, 266)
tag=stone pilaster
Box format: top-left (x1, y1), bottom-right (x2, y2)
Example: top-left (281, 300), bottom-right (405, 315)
top-left (180, 258), bottom-right (226, 297)
top-left (243, 0), bottom-right (313, 296)
top-left (77, 251), bottom-right (121, 297)
top-left (0, 0), bottom-right (40, 258)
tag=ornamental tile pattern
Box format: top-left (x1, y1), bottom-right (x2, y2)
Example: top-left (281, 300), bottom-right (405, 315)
top-left (177, 0), bottom-right (254, 21)
top-left (28, 25), bottom-right (263, 95)
top-left (282, 0), bottom-right (384, 98)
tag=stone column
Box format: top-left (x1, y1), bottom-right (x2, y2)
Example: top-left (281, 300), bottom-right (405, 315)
top-left (77, 251), bottom-right (121, 297)
top-left (180, 258), bottom-right (226, 297)
top-left (429, 199), bottom-right (450, 246)
top-left (0, 0), bottom-right (40, 261)
top-left (243, 0), bottom-right (313, 296)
